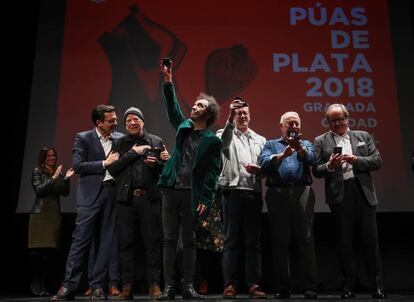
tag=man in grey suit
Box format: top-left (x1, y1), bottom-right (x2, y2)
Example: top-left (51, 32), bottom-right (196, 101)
top-left (313, 104), bottom-right (386, 300)
top-left (51, 105), bottom-right (123, 301)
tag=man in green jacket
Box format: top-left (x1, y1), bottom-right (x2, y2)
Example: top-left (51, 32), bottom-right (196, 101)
top-left (158, 60), bottom-right (222, 300)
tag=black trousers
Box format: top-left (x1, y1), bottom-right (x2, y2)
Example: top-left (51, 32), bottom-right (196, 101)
top-left (329, 178), bottom-right (383, 290)
top-left (117, 196), bottom-right (162, 287)
top-left (222, 189), bottom-right (263, 288)
top-left (266, 185), bottom-right (317, 292)
top-left (162, 188), bottom-right (197, 286)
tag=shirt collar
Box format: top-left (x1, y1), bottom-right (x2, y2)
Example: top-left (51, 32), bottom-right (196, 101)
top-left (96, 128), bottom-right (112, 141)
top-left (331, 128), bottom-right (350, 139)
top-left (234, 128), bottom-right (251, 138)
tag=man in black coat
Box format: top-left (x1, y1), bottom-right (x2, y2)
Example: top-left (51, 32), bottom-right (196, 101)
top-left (108, 107), bottom-right (169, 299)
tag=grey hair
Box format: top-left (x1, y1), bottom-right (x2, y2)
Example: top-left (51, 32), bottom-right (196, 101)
top-left (325, 103), bottom-right (349, 120)
top-left (280, 111), bottom-right (300, 123)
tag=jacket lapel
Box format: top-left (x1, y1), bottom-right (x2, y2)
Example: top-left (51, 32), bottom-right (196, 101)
top-left (349, 130), bottom-right (358, 155)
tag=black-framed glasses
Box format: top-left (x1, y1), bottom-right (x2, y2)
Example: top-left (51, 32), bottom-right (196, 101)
top-left (103, 118), bottom-right (117, 125)
top-left (328, 117), bottom-right (347, 125)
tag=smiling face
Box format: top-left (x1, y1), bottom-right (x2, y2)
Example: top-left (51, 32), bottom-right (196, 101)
top-left (96, 111), bottom-right (118, 137)
top-left (280, 113), bottom-right (301, 139)
top-left (44, 149), bottom-right (57, 168)
top-left (125, 114), bottom-right (144, 136)
top-left (327, 107), bottom-right (349, 135)
top-left (234, 106), bottom-right (250, 132)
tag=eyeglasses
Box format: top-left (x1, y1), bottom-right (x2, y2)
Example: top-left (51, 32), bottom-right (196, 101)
top-left (328, 117), bottom-right (347, 125)
top-left (103, 118), bottom-right (117, 125)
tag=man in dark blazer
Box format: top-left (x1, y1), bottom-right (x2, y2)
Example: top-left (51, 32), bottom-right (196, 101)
top-left (157, 60), bottom-right (222, 300)
top-left (313, 104), bottom-right (386, 299)
top-left (51, 105), bottom-right (123, 301)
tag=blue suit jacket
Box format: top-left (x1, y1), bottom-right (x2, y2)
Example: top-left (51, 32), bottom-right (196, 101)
top-left (72, 128), bottom-right (123, 206)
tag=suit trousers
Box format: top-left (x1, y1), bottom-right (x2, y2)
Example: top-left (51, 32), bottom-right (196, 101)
top-left (266, 185), bottom-right (317, 291)
top-left (162, 188), bottom-right (197, 286)
top-left (222, 189), bottom-right (263, 287)
top-left (63, 185), bottom-right (118, 291)
top-left (117, 196), bottom-right (162, 286)
top-left (329, 178), bottom-right (383, 290)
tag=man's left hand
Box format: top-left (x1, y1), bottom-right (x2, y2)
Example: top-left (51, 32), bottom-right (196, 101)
top-left (342, 154), bottom-right (358, 165)
top-left (245, 163), bottom-right (261, 175)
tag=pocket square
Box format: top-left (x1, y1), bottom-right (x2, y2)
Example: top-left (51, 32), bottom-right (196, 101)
top-left (357, 141), bottom-right (366, 146)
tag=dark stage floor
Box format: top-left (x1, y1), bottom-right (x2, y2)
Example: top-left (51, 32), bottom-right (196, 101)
top-left (1, 294), bottom-right (413, 302)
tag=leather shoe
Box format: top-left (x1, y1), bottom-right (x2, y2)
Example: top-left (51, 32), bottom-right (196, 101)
top-left (91, 288), bottom-right (106, 300)
top-left (199, 279), bottom-right (208, 295)
top-left (304, 289), bottom-right (318, 299)
top-left (157, 284), bottom-right (175, 300)
top-left (50, 286), bottom-right (75, 301)
top-left (182, 284), bottom-right (204, 300)
top-left (341, 288), bottom-right (355, 299)
top-left (372, 288), bottom-right (387, 299)
top-left (109, 285), bottom-right (121, 296)
top-left (84, 288), bottom-right (92, 297)
top-left (222, 284), bottom-right (236, 299)
top-left (118, 284), bottom-right (133, 300)
top-left (248, 284), bottom-right (266, 299)
top-left (149, 284), bottom-right (162, 299)
top-left (274, 289), bottom-right (291, 299)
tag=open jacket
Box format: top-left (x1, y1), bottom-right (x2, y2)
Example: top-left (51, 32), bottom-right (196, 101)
top-left (216, 121), bottom-right (266, 191)
top-left (158, 82), bottom-right (222, 213)
top-left (31, 167), bottom-right (70, 213)
top-left (108, 131), bottom-right (165, 202)
top-left (313, 130), bottom-right (382, 205)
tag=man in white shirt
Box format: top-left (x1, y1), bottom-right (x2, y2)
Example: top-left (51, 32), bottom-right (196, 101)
top-left (217, 98), bottom-right (267, 299)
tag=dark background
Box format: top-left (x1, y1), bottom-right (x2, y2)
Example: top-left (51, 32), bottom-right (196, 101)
top-left (3, 0), bottom-right (414, 296)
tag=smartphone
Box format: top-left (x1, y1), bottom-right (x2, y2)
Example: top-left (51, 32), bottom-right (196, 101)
top-left (145, 147), bottom-right (162, 159)
top-left (333, 146), bottom-right (342, 155)
top-left (162, 58), bottom-right (172, 68)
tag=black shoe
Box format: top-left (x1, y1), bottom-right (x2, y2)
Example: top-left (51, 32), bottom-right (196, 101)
top-left (91, 288), bottom-right (106, 300)
top-left (372, 288), bottom-right (387, 299)
top-left (157, 285), bottom-right (175, 300)
top-left (274, 289), bottom-right (291, 299)
top-left (304, 289), bottom-right (318, 299)
top-left (341, 288), bottom-right (355, 299)
top-left (182, 284), bottom-right (204, 300)
top-left (50, 286), bottom-right (75, 301)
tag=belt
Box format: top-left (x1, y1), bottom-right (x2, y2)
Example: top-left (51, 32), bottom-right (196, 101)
top-left (132, 188), bottom-right (148, 197)
top-left (344, 177), bottom-right (357, 183)
top-left (102, 180), bottom-right (116, 187)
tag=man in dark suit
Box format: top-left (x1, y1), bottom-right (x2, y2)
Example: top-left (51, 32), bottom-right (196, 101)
top-left (51, 105), bottom-right (123, 301)
top-left (157, 60), bottom-right (222, 300)
top-left (313, 104), bottom-right (386, 299)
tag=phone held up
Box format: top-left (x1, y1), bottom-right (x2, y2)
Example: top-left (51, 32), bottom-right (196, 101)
top-left (162, 58), bottom-right (172, 68)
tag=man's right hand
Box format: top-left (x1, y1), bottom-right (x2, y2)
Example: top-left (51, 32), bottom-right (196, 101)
top-left (132, 144), bottom-right (151, 155)
top-left (228, 99), bottom-right (245, 123)
top-left (104, 151), bottom-right (120, 167)
top-left (327, 153), bottom-right (344, 171)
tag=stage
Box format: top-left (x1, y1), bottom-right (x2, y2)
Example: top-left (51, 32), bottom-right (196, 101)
top-left (1, 293), bottom-right (414, 301)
